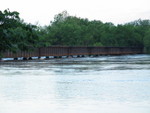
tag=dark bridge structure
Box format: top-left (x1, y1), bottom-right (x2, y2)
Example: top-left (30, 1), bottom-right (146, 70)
top-left (1, 46), bottom-right (143, 60)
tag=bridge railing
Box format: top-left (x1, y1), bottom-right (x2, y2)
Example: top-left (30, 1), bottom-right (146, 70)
top-left (1, 46), bottom-right (143, 59)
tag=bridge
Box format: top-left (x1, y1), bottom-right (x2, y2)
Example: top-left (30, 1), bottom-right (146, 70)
top-left (1, 46), bottom-right (143, 60)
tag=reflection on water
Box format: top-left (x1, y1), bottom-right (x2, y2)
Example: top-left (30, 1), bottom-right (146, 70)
top-left (0, 54), bottom-right (150, 113)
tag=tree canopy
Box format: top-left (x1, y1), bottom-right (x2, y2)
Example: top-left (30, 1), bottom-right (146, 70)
top-left (1, 9), bottom-right (150, 53)
top-left (0, 9), bottom-right (39, 53)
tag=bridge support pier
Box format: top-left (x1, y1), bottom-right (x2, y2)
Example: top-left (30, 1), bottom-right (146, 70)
top-left (23, 57), bottom-right (27, 60)
top-left (28, 57), bottom-right (32, 60)
top-left (54, 56), bottom-right (58, 58)
top-left (58, 56), bottom-right (62, 58)
top-left (45, 56), bottom-right (49, 59)
top-left (14, 58), bottom-right (18, 60)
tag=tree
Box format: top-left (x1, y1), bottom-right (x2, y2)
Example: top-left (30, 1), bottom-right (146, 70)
top-left (52, 10), bottom-right (69, 25)
top-left (1, 9), bottom-right (150, 54)
top-left (144, 30), bottom-right (150, 53)
top-left (0, 9), bottom-right (39, 53)
top-left (0, 9), bottom-right (20, 52)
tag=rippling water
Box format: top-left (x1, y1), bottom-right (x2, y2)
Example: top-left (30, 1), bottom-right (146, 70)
top-left (0, 54), bottom-right (150, 113)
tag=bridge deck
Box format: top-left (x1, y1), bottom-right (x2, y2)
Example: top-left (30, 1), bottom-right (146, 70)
top-left (1, 46), bottom-right (143, 60)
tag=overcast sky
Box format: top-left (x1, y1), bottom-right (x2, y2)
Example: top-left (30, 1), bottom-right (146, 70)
top-left (1, 0), bottom-right (150, 25)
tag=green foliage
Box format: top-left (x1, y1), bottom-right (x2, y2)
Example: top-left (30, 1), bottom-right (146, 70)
top-left (1, 9), bottom-right (150, 54)
top-left (143, 30), bottom-right (150, 53)
top-left (0, 9), bottom-right (39, 53)
top-left (112, 24), bottom-right (143, 47)
top-left (93, 42), bottom-right (103, 46)
top-left (0, 9), bottom-right (20, 52)
top-left (53, 10), bottom-right (69, 25)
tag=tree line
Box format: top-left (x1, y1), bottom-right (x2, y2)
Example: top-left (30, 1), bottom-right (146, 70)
top-left (0, 9), bottom-right (150, 54)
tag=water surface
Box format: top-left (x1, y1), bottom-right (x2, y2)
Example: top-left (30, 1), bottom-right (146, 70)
top-left (0, 54), bottom-right (150, 113)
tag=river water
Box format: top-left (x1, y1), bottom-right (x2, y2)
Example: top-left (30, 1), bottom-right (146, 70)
top-left (0, 54), bottom-right (150, 113)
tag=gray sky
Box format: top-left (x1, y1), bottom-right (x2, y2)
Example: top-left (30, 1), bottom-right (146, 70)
top-left (1, 0), bottom-right (150, 25)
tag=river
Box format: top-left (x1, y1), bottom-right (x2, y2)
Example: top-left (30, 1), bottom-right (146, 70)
top-left (0, 54), bottom-right (150, 113)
